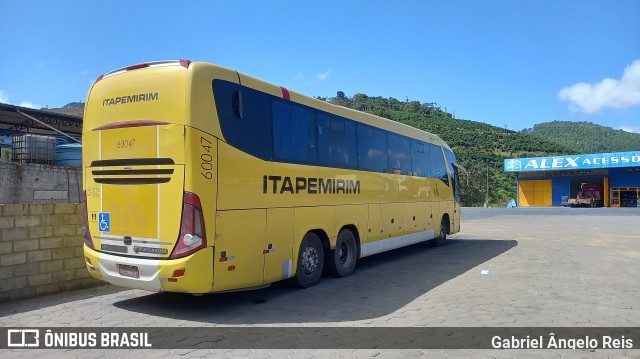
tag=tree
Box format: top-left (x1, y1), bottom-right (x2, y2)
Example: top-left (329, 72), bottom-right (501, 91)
top-left (62, 102), bottom-right (85, 108)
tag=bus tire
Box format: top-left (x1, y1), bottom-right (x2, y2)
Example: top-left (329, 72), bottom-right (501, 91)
top-left (325, 228), bottom-right (357, 278)
top-left (432, 218), bottom-right (447, 247)
top-left (291, 232), bottom-right (324, 288)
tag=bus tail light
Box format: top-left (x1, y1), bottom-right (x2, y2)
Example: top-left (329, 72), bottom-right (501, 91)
top-left (170, 192), bottom-right (207, 259)
top-left (81, 191), bottom-right (95, 250)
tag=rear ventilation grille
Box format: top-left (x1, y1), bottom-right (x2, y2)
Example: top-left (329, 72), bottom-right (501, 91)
top-left (94, 178), bottom-right (171, 185)
top-left (91, 158), bottom-right (175, 185)
top-left (91, 158), bottom-right (174, 167)
top-left (92, 169), bottom-right (174, 176)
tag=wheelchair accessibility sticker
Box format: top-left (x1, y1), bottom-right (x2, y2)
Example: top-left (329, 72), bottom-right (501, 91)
top-left (98, 212), bottom-right (111, 232)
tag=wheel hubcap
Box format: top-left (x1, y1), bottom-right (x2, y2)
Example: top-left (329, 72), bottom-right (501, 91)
top-left (339, 242), bottom-right (349, 265)
top-left (302, 245), bottom-right (319, 275)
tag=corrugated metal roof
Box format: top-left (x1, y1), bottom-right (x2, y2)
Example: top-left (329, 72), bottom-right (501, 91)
top-left (0, 102), bottom-right (83, 136)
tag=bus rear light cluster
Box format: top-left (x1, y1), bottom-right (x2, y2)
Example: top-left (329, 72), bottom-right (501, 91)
top-left (166, 269), bottom-right (186, 282)
top-left (81, 190), bottom-right (95, 250)
top-left (170, 192), bottom-right (207, 259)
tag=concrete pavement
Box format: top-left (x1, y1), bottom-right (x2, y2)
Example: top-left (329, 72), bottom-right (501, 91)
top-left (1, 207), bottom-right (638, 358)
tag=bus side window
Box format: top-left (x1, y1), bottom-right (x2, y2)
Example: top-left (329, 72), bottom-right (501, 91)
top-left (357, 125), bottom-right (387, 173)
top-left (444, 148), bottom-right (456, 180)
top-left (318, 114), bottom-right (357, 168)
top-left (453, 167), bottom-right (461, 202)
top-left (213, 80), bottom-right (273, 161)
top-left (387, 134), bottom-right (411, 175)
top-left (411, 141), bottom-right (430, 177)
top-left (429, 144), bottom-right (449, 185)
top-left (273, 102), bottom-right (317, 163)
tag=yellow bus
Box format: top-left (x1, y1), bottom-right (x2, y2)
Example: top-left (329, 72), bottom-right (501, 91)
top-left (81, 60), bottom-right (467, 294)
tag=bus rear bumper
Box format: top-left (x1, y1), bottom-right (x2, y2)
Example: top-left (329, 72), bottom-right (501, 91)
top-left (83, 245), bottom-right (213, 293)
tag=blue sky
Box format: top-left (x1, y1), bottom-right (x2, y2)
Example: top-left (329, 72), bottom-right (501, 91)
top-left (1, 0), bottom-right (638, 132)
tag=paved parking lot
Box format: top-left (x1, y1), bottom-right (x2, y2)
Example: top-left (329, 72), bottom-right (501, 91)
top-left (1, 207), bottom-right (639, 358)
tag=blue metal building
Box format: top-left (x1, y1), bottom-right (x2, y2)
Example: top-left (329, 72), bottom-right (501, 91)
top-left (504, 151), bottom-right (640, 207)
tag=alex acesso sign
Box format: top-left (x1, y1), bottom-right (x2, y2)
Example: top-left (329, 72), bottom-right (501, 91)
top-left (504, 151), bottom-right (640, 172)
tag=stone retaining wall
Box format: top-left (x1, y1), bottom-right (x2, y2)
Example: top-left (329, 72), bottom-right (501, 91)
top-left (0, 203), bottom-right (103, 303)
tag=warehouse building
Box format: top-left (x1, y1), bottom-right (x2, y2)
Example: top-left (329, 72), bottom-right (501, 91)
top-left (504, 151), bottom-right (640, 207)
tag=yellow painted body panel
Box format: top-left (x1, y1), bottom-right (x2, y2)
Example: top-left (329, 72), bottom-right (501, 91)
top-left (452, 200), bottom-right (461, 233)
top-left (83, 124), bottom-right (185, 257)
top-left (333, 205), bottom-right (368, 242)
top-left (156, 247), bottom-right (213, 293)
top-left (422, 202), bottom-right (435, 232)
top-left (84, 66), bottom-right (187, 131)
top-left (439, 199), bottom-right (454, 232)
top-left (518, 180), bottom-right (552, 207)
top-left (367, 204), bottom-right (381, 244)
top-left (264, 208), bottom-right (295, 283)
top-left (213, 209), bottom-right (266, 291)
top-left (381, 203), bottom-right (404, 239)
top-left (404, 203), bottom-right (423, 234)
top-left (184, 127), bottom-right (217, 243)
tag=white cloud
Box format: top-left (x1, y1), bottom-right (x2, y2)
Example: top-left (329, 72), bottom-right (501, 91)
top-left (18, 101), bottom-right (42, 109)
top-left (0, 89), bottom-right (9, 103)
top-left (316, 70), bottom-right (333, 81)
top-left (0, 90), bottom-right (42, 108)
top-left (558, 59), bottom-right (640, 114)
top-left (77, 69), bottom-right (89, 77)
top-left (618, 125), bottom-right (640, 134)
top-left (294, 73), bottom-right (304, 80)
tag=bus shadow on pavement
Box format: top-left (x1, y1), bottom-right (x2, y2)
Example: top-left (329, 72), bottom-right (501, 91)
top-left (113, 238), bottom-right (517, 323)
top-left (0, 284), bottom-right (127, 317)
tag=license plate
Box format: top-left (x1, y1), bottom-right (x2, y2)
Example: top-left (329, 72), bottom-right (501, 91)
top-left (117, 264), bottom-right (139, 278)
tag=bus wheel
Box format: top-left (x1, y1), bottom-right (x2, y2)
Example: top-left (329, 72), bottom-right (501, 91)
top-left (432, 218), bottom-right (447, 247)
top-left (325, 228), bottom-right (357, 278)
top-left (291, 232), bottom-right (324, 288)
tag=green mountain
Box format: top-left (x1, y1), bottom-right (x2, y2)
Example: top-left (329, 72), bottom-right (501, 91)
top-left (322, 93), bottom-right (576, 207)
top-left (522, 121), bottom-right (640, 153)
